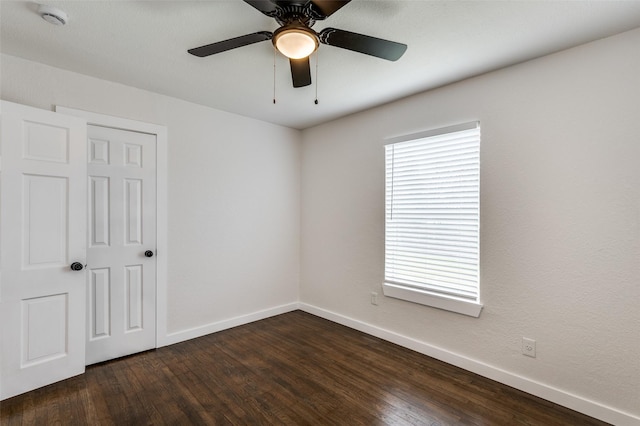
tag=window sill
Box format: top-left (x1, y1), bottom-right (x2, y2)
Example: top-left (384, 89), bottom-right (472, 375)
top-left (383, 282), bottom-right (483, 318)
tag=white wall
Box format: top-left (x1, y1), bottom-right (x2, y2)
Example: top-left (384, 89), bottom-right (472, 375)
top-left (300, 28), bottom-right (640, 424)
top-left (1, 54), bottom-right (301, 337)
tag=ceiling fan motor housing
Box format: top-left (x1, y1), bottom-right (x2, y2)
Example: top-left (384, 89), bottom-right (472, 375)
top-left (274, 4), bottom-right (317, 27)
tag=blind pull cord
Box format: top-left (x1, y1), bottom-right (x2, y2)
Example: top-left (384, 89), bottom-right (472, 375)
top-left (390, 146), bottom-right (394, 220)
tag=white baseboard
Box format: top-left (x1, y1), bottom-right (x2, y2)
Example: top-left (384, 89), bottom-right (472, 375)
top-left (158, 302), bottom-right (299, 347)
top-left (299, 303), bottom-right (639, 426)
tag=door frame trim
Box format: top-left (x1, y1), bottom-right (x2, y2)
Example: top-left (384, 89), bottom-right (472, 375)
top-left (55, 106), bottom-right (169, 348)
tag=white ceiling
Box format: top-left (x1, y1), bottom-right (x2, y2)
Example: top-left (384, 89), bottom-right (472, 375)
top-left (2, 1), bottom-right (640, 129)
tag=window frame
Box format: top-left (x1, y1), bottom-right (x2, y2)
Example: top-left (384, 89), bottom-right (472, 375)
top-left (383, 122), bottom-right (483, 318)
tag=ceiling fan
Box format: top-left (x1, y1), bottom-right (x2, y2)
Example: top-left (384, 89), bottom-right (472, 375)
top-left (188, 0), bottom-right (408, 88)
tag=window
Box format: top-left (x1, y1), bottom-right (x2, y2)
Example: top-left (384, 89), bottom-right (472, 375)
top-left (384, 122), bottom-right (482, 317)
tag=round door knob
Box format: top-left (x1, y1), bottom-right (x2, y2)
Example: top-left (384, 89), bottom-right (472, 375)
top-left (70, 262), bottom-right (84, 271)
top-left (144, 250), bottom-right (154, 258)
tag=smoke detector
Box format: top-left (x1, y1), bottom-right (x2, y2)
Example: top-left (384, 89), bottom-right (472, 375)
top-left (38, 4), bottom-right (68, 26)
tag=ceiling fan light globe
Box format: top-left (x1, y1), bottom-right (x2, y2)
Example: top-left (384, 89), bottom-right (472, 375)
top-left (274, 28), bottom-right (318, 59)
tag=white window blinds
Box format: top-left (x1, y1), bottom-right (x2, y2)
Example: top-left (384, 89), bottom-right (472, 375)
top-left (385, 122), bottom-right (480, 303)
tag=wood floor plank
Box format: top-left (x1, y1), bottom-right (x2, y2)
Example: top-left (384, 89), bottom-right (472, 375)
top-left (1, 311), bottom-right (611, 425)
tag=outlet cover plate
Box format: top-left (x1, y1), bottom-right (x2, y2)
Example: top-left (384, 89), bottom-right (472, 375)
top-left (522, 337), bottom-right (536, 357)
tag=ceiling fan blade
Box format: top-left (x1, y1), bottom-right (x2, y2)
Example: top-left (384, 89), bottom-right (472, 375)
top-left (290, 58), bottom-right (312, 88)
top-left (188, 32), bottom-right (272, 57)
top-left (243, 0), bottom-right (278, 16)
top-left (309, 0), bottom-right (351, 18)
top-left (319, 28), bottom-right (407, 61)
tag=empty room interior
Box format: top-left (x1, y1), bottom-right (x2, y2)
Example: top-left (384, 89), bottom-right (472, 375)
top-left (1, 1), bottom-right (639, 425)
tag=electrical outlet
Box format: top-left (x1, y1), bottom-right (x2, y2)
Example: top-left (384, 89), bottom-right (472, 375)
top-left (371, 292), bottom-right (378, 305)
top-left (522, 337), bottom-right (536, 358)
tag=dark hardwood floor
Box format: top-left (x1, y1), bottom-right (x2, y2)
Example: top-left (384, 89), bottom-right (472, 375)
top-left (1, 310), bottom-right (609, 425)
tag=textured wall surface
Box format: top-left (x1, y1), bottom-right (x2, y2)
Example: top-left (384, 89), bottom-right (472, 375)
top-left (300, 28), bottom-right (640, 419)
top-left (1, 54), bottom-right (301, 334)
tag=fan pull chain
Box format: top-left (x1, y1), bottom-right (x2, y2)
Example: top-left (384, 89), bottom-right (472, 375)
top-left (273, 47), bottom-right (277, 104)
top-left (314, 50), bottom-right (319, 105)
